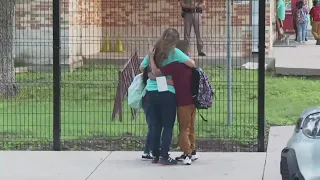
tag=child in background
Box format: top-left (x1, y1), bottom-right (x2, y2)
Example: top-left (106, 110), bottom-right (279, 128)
top-left (310, 0), bottom-right (320, 44)
top-left (148, 40), bottom-right (198, 165)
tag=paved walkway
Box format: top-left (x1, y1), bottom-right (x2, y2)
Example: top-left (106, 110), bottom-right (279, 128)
top-left (0, 126), bottom-right (295, 180)
top-left (0, 151), bottom-right (266, 180)
top-left (263, 126), bottom-right (295, 180)
top-left (273, 40), bottom-right (320, 76)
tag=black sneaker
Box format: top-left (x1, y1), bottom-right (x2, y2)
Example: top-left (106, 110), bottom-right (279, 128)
top-left (152, 156), bottom-right (159, 164)
top-left (191, 150), bottom-right (198, 161)
top-left (142, 153), bottom-right (153, 160)
top-left (175, 153), bottom-right (187, 161)
top-left (159, 156), bottom-right (178, 165)
top-left (198, 52), bottom-right (206, 56)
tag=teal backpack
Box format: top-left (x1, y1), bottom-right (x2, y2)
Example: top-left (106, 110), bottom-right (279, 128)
top-left (128, 73), bottom-right (146, 109)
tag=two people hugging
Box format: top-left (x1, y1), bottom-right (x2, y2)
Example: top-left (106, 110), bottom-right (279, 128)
top-left (140, 28), bottom-right (198, 165)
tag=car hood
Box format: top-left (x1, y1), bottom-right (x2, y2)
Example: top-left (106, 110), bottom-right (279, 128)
top-left (287, 132), bottom-right (320, 180)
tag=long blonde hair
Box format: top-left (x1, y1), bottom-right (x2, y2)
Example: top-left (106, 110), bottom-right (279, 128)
top-left (153, 28), bottom-right (180, 68)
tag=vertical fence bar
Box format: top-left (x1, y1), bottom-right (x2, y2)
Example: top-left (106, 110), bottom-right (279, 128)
top-left (52, 0), bottom-right (61, 151)
top-left (226, 0), bottom-right (232, 125)
top-left (258, 0), bottom-right (266, 152)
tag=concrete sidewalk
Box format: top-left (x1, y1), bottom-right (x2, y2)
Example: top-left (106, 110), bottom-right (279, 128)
top-left (0, 151), bottom-right (266, 180)
top-left (263, 126), bottom-right (295, 180)
top-left (0, 126), bottom-right (295, 180)
top-left (273, 40), bottom-right (320, 76)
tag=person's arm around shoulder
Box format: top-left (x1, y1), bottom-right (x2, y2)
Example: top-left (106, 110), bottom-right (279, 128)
top-left (147, 63), bottom-right (176, 86)
top-left (184, 58), bottom-right (196, 68)
top-left (158, 63), bottom-right (179, 76)
top-left (148, 48), bottom-right (179, 77)
top-left (148, 63), bottom-right (177, 84)
top-left (173, 48), bottom-right (196, 68)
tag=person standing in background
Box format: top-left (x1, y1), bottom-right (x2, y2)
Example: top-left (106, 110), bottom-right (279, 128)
top-left (309, 0), bottom-right (320, 44)
top-left (293, 1), bottom-right (300, 41)
top-left (303, 0), bottom-right (310, 41)
top-left (180, 0), bottom-right (206, 56)
top-left (295, 0), bottom-right (308, 43)
top-left (277, 0), bottom-right (287, 40)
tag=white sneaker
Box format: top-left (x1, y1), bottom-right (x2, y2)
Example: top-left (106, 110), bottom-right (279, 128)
top-left (183, 156), bottom-right (192, 165)
top-left (191, 154), bottom-right (199, 161)
top-left (142, 152), bottom-right (153, 160)
top-left (191, 151), bottom-right (199, 161)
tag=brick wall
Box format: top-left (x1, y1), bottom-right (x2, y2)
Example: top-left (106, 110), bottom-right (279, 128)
top-left (13, 0), bottom-right (274, 69)
top-left (96, 0), bottom-right (256, 56)
top-left (90, 0), bottom-right (273, 57)
top-left (14, 0), bottom-right (71, 71)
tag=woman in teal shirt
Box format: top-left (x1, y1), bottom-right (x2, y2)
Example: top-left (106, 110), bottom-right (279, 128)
top-left (139, 28), bottom-right (195, 165)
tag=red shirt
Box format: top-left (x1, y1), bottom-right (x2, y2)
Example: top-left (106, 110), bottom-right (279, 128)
top-left (159, 62), bottom-right (193, 106)
top-left (310, 6), bottom-right (320, 21)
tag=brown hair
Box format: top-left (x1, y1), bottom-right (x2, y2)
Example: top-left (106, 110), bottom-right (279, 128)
top-left (176, 40), bottom-right (190, 55)
top-left (297, 0), bottom-right (303, 9)
top-left (153, 28), bottom-right (180, 68)
top-left (142, 67), bottom-right (148, 86)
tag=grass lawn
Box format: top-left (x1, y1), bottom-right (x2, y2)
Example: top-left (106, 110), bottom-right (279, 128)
top-left (1, 65), bottom-right (320, 150)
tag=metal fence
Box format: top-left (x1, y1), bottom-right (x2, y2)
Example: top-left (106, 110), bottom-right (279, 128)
top-left (0, 0), bottom-right (265, 152)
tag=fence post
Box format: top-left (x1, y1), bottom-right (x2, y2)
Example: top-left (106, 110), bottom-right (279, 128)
top-left (258, 0), bottom-right (266, 152)
top-left (226, 0), bottom-right (233, 125)
top-left (52, 0), bottom-right (61, 151)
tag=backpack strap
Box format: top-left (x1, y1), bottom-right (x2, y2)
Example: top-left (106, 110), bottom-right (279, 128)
top-left (197, 109), bottom-right (208, 122)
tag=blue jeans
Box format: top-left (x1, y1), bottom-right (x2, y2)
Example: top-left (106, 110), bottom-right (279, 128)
top-left (305, 22), bottom-right (308, 40)
top-left (297, 22), bottom-right (307, 42)
top-left (146, 91), bottom-right (177, 157)
top-left (142, 100), bottom-right (153, 154)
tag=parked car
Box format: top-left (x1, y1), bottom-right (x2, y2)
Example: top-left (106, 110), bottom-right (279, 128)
top-left (280, 107), bottom-right (320, 180)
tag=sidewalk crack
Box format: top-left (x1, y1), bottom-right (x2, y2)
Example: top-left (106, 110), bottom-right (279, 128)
top-left (85, 151), bottom-right (112, 180)
top-left (261, 152), bottom-right (268, 180)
